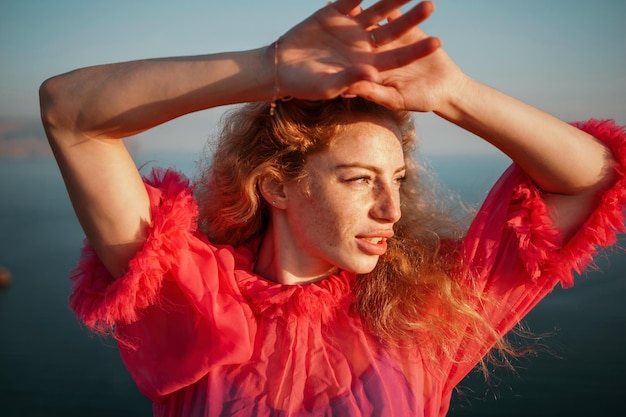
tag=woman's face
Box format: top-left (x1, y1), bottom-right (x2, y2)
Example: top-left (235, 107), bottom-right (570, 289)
top-left (282, 116), bottom-right (406, 277)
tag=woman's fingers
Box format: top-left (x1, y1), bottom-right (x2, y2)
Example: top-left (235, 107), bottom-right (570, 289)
top-left (279, 0), bottom-right (440, 100)
top-left (385, 8), bottom-right (403, 23)
top-left (368, 1), bottom-right (434, 47)
top-left (347, 5), bottom-right (363, 17)
top-left (355, 0), bottom-right (412, 29)
top-left (333, 0), bottom-right (433, 32)
top-left (322, 64), bottom-right (380, 98)
top-left (374, 37), bottom-right (441, 70)
top-left (332, 0), bottom-right (365, 15)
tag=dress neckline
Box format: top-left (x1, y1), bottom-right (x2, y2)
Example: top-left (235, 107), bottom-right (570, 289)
top-left (232, 240), bottom-right (356, 322)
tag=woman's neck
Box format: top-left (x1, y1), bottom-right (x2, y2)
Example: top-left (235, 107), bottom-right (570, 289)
top-left (253, 226), bottom-right (337, 285)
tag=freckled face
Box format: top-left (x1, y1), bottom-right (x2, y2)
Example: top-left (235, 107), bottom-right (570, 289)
top-left (282, 117), bottom-right (406, 277)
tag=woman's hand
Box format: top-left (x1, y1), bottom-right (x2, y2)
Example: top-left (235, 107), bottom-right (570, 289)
top-left (341, 2), bottom-right (467, 112)
top-left (276, 0), bottom-right (443, 100)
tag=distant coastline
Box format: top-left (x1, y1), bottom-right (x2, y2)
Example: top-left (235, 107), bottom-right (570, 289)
top-left (0, 116), bottom-right (142, 159)
top-left (0, 117), bottom-right (51, 158)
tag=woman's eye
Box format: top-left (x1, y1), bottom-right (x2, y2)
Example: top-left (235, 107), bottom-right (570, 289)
top-left (395, 176), bottom-right (407, 186)
top-left (345, 176), bottom-right (371, 184)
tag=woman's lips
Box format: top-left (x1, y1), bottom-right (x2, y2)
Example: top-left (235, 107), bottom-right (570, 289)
top-left (356, 232), bottom-right (393, 256)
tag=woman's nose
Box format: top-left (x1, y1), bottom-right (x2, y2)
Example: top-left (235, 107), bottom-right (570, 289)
top-left (370, 184), bottom-right (401, 223)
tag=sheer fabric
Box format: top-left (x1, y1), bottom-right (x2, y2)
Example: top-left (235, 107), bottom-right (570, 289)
top-left (69, 120), bottom-right (626, 416)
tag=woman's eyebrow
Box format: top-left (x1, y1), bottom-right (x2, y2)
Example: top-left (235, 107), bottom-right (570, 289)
top-left (334, 163), bottom-right (407, 174)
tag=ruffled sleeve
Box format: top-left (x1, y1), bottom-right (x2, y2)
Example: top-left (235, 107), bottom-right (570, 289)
top-left (444, 119), bottom-right (626, 392)
top-left (68, 168), bottom-right (257, 401)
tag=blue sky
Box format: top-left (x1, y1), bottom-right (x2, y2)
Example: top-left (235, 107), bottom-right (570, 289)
top-left (1, 0), bottom-right (625, 155)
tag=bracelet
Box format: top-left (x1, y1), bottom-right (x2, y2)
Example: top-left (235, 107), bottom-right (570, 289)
top-left (269, 38), bottom-right (281, 116)
top-left (269, 38), bottom-right (292, 116)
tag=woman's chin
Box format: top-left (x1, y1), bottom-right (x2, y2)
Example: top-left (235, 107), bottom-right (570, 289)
top-left (341, 257), bottom-right (380, 275)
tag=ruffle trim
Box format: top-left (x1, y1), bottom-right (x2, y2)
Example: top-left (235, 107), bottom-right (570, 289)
top-left (69, 168), bottom-right (198, 334)
top-left (506, 119), bottom-right (626, 288)
top-left (234, 252), bottom-right (356, 323)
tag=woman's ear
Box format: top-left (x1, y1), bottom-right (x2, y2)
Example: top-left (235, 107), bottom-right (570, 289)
top-left (258, 175), bottom-right (288, 210)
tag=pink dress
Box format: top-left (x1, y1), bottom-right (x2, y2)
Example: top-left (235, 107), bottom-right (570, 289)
top-left (69, 120), bottom-right (626, 416)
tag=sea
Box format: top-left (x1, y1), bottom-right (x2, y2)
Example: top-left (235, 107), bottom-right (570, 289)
top-left (1, 151), bottom-right (624, 417)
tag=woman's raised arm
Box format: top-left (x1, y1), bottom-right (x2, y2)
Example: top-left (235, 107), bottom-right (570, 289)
top-left (39, 50), bottom-right (276, 278)
top-left (347, 3), bottom-right (618, 242)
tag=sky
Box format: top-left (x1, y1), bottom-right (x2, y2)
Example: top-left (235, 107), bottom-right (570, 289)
top-left (1, 0), bottom-right (625, 155)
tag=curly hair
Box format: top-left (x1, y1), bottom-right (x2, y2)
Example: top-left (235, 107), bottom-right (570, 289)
top-left (195, 97), bottom-right (518, 373)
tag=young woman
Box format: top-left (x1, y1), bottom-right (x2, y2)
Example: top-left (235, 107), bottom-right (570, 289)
top-left (39, 0), bottom-right (626, 415)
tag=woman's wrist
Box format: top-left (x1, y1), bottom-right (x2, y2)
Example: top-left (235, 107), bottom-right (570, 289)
top-left (433, 73), bottom-right (475, 124)
top-left (201, 47), bottom-right (276, 107)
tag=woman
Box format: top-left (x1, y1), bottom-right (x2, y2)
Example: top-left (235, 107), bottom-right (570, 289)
top-left (39, 0), bottom-right (626, 415)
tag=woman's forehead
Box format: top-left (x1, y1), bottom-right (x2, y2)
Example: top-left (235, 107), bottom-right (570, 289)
top-left (310, 119), bottom-right (405, 167)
